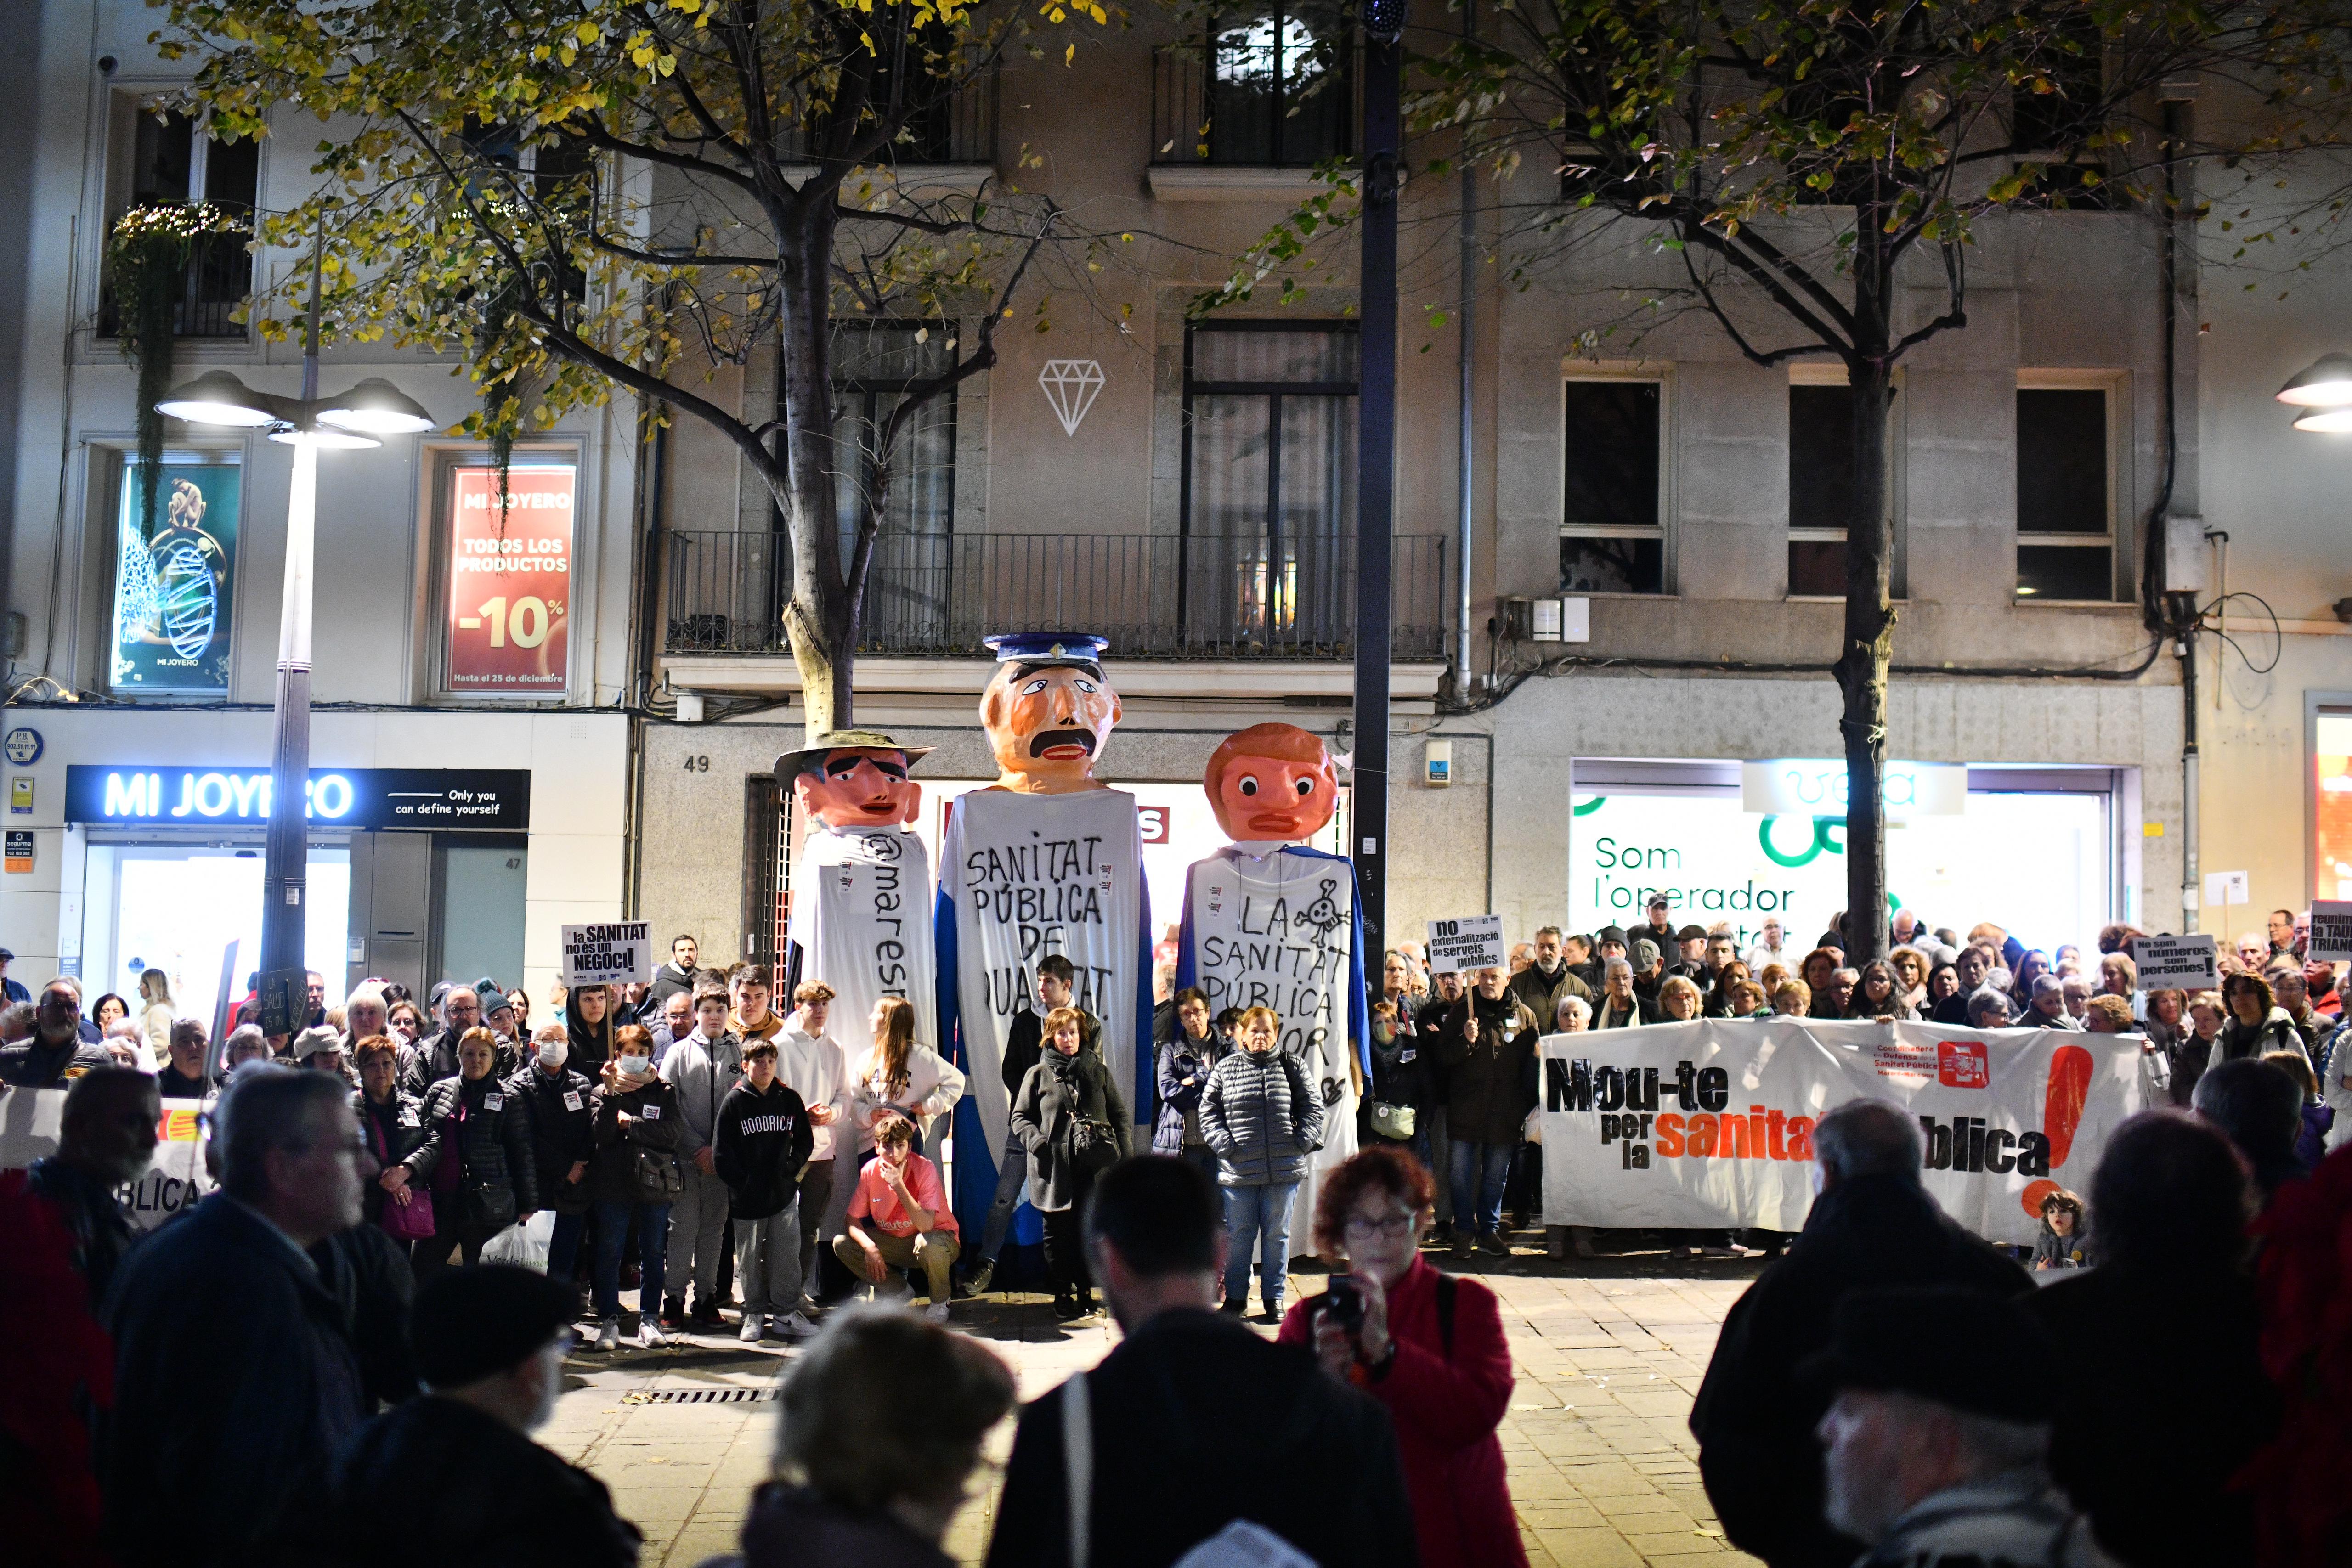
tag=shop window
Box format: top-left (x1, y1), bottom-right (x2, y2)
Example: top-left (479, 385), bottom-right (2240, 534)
top-left (1183, 323), bottom-right (1359, 650)
top-left (2015, 384), bottom-right (2114, 601)
top-left (1153, 2), bottom-right (1354, 166)
top-left (104, 449), bottom-right (243, 696)
top-left (100, 98), bottom-right (258, 338)
top-left (1560, 378), bottom-right (1665, 594)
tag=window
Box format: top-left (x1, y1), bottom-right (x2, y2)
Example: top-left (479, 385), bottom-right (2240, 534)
top-left (2015, 384), bottom-right (2114, 601)
top-left (1182, 324), bottom-right (1358, 650)
top-left (2005, 21), bottom-right (2116, 208)
top-left (1154, 2), bottom-right (1354, 166)
top-left (1788, 383), bottom-right (1856, 596)
top-left (2313, 703), bottom-right (2352, 904)
top-left (100, 100), bottom-right (258, 338)
top-left (1560, 379), bottom-right (1665, 593)
top-left (829, 321), bottom-right (958, 649)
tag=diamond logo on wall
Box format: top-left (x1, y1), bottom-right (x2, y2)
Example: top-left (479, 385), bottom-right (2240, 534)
top-left (1038, 359), bottom-right (1106, 436)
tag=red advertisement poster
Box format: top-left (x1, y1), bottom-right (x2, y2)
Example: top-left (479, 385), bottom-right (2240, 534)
top-left (446, 465), bottom-right (574, 693)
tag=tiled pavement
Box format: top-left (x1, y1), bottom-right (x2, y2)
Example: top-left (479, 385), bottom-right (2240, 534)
top-left (543, 1242), bottom-right (1769, 1568)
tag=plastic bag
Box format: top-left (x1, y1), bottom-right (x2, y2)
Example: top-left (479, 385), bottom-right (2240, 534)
top-left (481, 1208), bottom-right (556, 1272)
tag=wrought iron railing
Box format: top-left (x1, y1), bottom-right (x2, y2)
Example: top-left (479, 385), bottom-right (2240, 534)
top-left (97, 229), bottom-right (252, 340)
top-left (664, 529), bottom-right (1450, 660)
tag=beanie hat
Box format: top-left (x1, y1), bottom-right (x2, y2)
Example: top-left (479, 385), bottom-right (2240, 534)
top-left (412, 1265), bottom-right (576, 1389)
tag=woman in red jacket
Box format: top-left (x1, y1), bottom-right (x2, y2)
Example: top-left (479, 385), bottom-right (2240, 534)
top-left (1278, 1145), bottom-right (1525, 1568)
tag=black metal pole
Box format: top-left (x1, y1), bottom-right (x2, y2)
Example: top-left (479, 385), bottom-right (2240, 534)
top-left (1355, 9), bottom-right (1402, 953)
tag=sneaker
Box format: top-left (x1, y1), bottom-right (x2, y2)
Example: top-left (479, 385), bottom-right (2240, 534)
top-left (594, 1319), bottom-right (619, 1353)
top-left (659, 1296), bottom-right (687, 1330)
top-left (1479, 1232), bottom-right (1510, 1257)
top-left (1219, 1297), bottom-right (1248, 1314)
top-left (775, 1310), bottom-right (822, 1341)
top-left (1701, 1244), bottom-right (1742, 1259)
top-left (924, 1302), bottom-right (953, 1325)
top-left (1572, 1229), bottom-right (1598, 1261)
top-left (1430, 1219), bottom-right (1455, 1245)
top-left (964, 1259), bottom-right (995, 1296)
top-left (1052, 1294), bottom-right (1084, 1320)
top-left (739, 1314), bottom-right (766, 1342)
top-left (875, 1277), bottom-right (913, 1304)
top-left (1258, 1299), bottom-right (1283, 1322)
top-left (1451, 1234), bottom-right (1475, 1262)
top-left (1668, 1244), bottom-right (1696, 1261)
top-left (639, 1320), bottom-right (668, 1349)
top-left (691, 1300), bottom-right (729, 1331)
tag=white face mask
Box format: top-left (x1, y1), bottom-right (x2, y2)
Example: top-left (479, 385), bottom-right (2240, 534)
top-left (537, 1041), bottom-right (568, 1070)
top-left (617, 1054), bottom-right (652, 1077)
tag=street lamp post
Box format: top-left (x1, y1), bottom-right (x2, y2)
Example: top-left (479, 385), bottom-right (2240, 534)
top-left (1354, 0), bottom-right (1406, 955)
top-left (154, 262), bottom-right (432, 1034)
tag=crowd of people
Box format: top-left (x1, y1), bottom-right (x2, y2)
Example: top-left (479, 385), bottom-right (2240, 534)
top-left (3, 898), bottom-right (2350, 1568)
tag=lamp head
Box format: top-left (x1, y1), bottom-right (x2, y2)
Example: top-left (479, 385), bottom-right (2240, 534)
top-left (314, 377), bottom-right (437, 436)
top-left (1362, 0), bottom-right (1407, 42)
top-left (2278, 352), bottom-right (2352, 409)
top-left (2292, 406), bottom-right (2352, 434)
top-left (154, 369), bottom-right (277, 428)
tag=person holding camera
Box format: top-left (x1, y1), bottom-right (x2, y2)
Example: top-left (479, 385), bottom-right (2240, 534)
top-left (1010, 1004), bottom-right (1132, 1320)
top-left (1279, 1145), bottom-right (1524, 1568)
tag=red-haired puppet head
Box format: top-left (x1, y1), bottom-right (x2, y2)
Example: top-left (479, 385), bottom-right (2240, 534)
top-left (1205, 722), bottom-right (1339, 843)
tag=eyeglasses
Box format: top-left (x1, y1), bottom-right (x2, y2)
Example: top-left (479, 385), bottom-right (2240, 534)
top-left (1341, 1212), bottom-right (1418, 1241)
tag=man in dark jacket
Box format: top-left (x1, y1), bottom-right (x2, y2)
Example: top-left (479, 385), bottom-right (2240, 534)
top-left (0, 976), bottom-right (114, 1086)
top-left (1507, 925), bottom-right (1592, 1027)
top-left (401, 983), bottom-right (482, 1096)
top-left (986, 1156), bottom-right (1416, 1568)
top-left (714, 1037), bottom-right (814, 1340)
top-left (645, 933), bottom-right (701, 1015)
top-left (1437, 965), bottom-right (1542, 1258)
top-left (1413, 968), bottom-right (1466, 1241)
top-left (1689, 1097), bottom-right (2030, 1568)
top-left (328, 1265), bottom-right (640, 1568)
top-left (507, 1023), bottom-right (599, 1298)
top-left (102, 1066), bottom-right (372, 1568)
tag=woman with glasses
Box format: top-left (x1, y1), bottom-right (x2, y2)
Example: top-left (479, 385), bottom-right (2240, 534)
top-left (1280, 1145), bottom-right (1524, 1568)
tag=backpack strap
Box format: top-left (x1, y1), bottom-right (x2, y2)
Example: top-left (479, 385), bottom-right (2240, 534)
top-left (1060, 1372), bottom-right (1091, 1568)
top-left (1435, 1271), bottom-right (1458, 1359)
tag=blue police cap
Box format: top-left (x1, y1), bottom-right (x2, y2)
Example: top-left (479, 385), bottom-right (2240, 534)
top-left (983, 632), bottom-right (1110, 668)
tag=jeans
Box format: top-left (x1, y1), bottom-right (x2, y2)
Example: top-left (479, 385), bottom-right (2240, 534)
top-left (549, 1210), bottom-right (587, 1287)
top-left (733, 1196), bottom-right (802, 1316)
top-left (1221, 1180), bottom-right (1299, 1309)
top-left (978, 1133), bottom-right (1029, 1264)
top-left (593, 1200), bottom-right (672, 1320)
top-left (665, 1162), bottom-right (731, 1307)
top-left (1449, 1140), bottom-right (1515, 1238)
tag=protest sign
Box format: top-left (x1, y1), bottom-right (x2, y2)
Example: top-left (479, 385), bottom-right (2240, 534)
top-left (1425, 914), bottom-right (1505, 974)
top-left (1536, 1019), bottom-right (2157, 1246)
top-left (0, 1091), bottom-right (211, 1232)
top-left (2307, 902), bottom-right (2352, 963)
top-left (559, 920), bottom-right (653, 987)
top-left (2132, 933), bottom-right (2219, 991)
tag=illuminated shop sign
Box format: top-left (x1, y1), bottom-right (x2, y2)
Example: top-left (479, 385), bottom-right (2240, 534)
top-left (1739, 759), bottom-right (1968, 817)
top-left (65, 767), bottom-right (531, 831)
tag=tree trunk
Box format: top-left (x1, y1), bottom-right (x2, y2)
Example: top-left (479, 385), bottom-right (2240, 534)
top-left (774, 203), bottom-right (855, 739)
top-left (1835, 340), bottom-right (1896, 968)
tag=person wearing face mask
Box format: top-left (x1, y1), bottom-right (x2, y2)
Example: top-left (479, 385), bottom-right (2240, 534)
top-left (397, 1026), bottom-right (540, 1278)
top-left (508, 1021), bottom-right (599, 1306)
top-left (329, 1266), bottom-right (641, 1568)
top-left (588, 1025), bottom-right (683, 1352)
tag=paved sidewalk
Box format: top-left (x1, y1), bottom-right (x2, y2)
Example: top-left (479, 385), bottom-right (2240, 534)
top-left (544, 1246), bottom-right (1769, 1568)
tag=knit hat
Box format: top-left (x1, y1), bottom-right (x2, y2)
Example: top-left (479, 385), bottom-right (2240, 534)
top-left (412, 1265), bottom-right (576, 1390)
top-left (475, 979), bottom-right (513, 1015)
top-left (1798, 1287), bottom-right (2057, 1425)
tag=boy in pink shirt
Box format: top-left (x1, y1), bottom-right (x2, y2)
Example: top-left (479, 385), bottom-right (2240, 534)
top-left (835, 1111), bottom-right (961, 1321)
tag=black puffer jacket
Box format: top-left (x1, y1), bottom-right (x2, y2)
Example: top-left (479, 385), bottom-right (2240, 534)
top-left (353, 1088), bottom-right (430, 1227)
top-left (504, 1062), bottom-right (598, 1217)
top-left (407, 1073), bottom-right (541, 1224)
top-left (589, 1069), bottom-right (684, 1205)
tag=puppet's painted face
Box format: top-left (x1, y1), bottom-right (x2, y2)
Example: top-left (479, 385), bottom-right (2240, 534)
top-left (980, 663), bottom-right (1121, 793)
top-left (1209, 743), bottom-right (1338, 841)
top-left (795, 749), bottom-right (921, 828)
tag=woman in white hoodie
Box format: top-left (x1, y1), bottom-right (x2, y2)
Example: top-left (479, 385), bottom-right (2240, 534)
top-left (848, 995), bottom-right (966, 1165)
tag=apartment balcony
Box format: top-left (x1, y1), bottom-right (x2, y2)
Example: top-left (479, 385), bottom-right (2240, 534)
top-left (97, 228), bottom-right (253, 340)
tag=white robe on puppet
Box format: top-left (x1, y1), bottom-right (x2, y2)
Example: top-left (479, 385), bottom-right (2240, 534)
top-left (785, 823), bottom-right (939, 1058)
top-left (935, 787), bottom-right (1153, 1234)
top-left (1176, 840), bottom-right (1369, 1241)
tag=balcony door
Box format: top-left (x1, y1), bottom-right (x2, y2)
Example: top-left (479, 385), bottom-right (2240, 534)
top-left (1182, 324), bottom-right (1359, 654)
top-left (826, 321), bottom-right (958, 651)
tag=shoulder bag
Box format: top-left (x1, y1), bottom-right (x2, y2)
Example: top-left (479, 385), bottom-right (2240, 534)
top-left (369, 1111), bottom-right (435, 1242)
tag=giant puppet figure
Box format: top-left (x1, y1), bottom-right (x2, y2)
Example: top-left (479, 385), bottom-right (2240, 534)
top-left (776, 730), bottom-right (938, 1055)
top-left (1176, 722), bottom-right (1368, 1222)
top-left (935, 633), bottom-right (1153, 1235)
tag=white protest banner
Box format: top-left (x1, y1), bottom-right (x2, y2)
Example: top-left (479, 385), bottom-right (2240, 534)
top-left (943, 787), bottom-right (1145, 1152)
top-left (1426, 914), bottom-right (1505, 974)
top-left (1536, 1019), bottom-right (2157, 1246)
top-left (559, 920), bottom-right (654, 987)
top-left (2132, 933), bottom-right (2219, 991)
top-left (0, 1091), bottom-right (213, 1231)
top-left (787, 825), bottom-right (937, 1061)
top-left (2307, 901), bottom-right (2352, 964)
